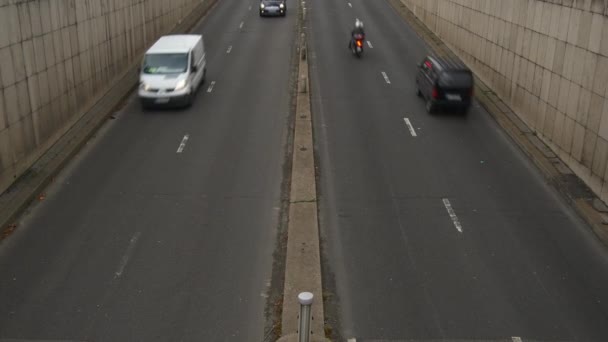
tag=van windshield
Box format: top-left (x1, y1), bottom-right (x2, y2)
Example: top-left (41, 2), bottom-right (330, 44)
top-left (143, 53), bottom-right (188, 74)
top-left (438, 71), bottom-right (472, 88)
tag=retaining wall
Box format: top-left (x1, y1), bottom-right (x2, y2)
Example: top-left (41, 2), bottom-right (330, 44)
top-left (0, 0), bottom-right (204, 194)
top-left (402, 0), bottom-right (608, 203)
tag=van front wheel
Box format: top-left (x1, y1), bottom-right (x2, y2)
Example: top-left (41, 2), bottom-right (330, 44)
top-left (184, 93), bottom-right (194, 108)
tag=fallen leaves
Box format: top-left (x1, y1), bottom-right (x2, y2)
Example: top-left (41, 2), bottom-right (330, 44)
top-left (1, 224), bottom-right (18, 240)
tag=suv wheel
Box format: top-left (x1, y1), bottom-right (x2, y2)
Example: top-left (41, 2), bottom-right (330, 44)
top-left (460, 105), bottom-right (470, 115)
top-left (426, 100), bottom-right (435, 114)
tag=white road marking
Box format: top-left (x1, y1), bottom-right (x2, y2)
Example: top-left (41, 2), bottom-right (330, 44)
top-left (381, 71), bottom-right (391, 84)
top-left (512, 338), bottom-right (523, 342)
top-left (367, 40), bottom-right (373, 48)
top-left (177, 134), bottom-right (190, 153)
top-left (347, 339), bottom-right (356, 342)
top-left (115, 232), bottom-right (142, 278)
top-left (248, 5), bottom-right (252, 10)
top-left (239, 21), bottom-right (244, 29)
top-left (442, 198), bottom-right (463, 233)
top-left (403, 118), bottom-right (417, 137)
top-left (348, 2), bottom-right (352, 7)
top-left (207, 81), bottom-right (216, 93)
top-left (226, 45), bottom-right (232, 54)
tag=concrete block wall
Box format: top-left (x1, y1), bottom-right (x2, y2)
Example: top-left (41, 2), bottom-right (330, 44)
top-left (402, 0), bottom-right (608, 204)
top-left (0, 0), bottom-right (202, 194)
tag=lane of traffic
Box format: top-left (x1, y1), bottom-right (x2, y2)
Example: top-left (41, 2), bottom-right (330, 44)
top-left (310, 0), bottom-right (608, 339)
top-left (309, 0), bottom-right (450, 337)
top-left (0, 0), bottom-right (297, 340)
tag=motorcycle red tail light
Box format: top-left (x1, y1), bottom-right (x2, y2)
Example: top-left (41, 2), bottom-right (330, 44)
top-left (356, 40), bottom-right (363, 47)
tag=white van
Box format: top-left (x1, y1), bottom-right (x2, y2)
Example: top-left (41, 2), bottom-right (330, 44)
top-left (138, 34), bottom-right (206, 108)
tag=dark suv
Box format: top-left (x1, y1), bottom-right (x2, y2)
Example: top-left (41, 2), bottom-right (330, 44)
top-left (415, 55), bottom-right (474, 113)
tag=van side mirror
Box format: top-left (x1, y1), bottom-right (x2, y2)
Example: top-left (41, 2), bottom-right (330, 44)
top-left (191, 65), bottom-right (198, 72)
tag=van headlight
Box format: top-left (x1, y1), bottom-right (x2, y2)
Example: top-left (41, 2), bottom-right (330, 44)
top-left (175, 80), bottom-right (187, 91)
top-left (260, 3), bottom-right (265, 8)
top-left (279, 3), bottom-right (284, 8)
top-left (140, 82), bottom-right (151, 91)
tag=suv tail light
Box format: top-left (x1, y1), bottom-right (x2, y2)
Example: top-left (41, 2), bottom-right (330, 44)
top-left (431, 87), bottom-right (439, 99)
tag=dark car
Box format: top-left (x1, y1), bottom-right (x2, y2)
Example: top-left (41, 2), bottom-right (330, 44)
top-left (260, 0), bottom-right (286, 16)
top-left (415, 55), bottom-right (474, 113)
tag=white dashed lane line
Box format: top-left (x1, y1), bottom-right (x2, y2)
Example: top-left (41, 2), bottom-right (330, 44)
top-left (348, 2), bottom-right (352, 7)
top-left (403, 118), bottom-right (417, 137)
top-left (381, 71), bottom-right (391, 84)
top-left (114, 232), bottom-right (142, 279)
top-left (239, 21), bottom-right (244, 29)
top-left (226, 45), bottom-right (232, 54)
top-left (207, 81), bottom-right (216, 93)
top-left (442, 198), bottom-right (463, 233)
top-left (367, 40), bottom-right (373, 48)
top-left (177, 134), bottom-right (190, 153)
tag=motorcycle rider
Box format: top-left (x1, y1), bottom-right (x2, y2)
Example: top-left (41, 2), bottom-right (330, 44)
top-left (349, 19), bottom-right (365, 50)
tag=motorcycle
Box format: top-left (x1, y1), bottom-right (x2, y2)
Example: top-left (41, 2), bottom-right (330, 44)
top-left (350, 34), bottom-right (364, 58)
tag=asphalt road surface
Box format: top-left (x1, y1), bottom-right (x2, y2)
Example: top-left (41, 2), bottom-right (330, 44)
top-left (308, 0), bottom-right (608, 340)
top-left (0, 0), bottom-right (296, 340)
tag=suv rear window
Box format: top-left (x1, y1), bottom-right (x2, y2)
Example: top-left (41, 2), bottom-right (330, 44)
top-left (438, 71), bottom-right (472, 88)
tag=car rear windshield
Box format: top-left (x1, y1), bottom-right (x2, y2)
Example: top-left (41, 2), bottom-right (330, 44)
top-left (143, 53), bottom-right (188, 74)
top-left (438, 71), bottom-right (472, 88)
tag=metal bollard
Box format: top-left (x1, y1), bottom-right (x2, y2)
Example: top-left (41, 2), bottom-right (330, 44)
top-left (298, 292), bottom-right (314, 342)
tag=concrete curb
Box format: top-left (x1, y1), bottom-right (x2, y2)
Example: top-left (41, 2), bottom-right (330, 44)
top-left (388, 0), bottom-right (608, 248)
top-left (279, 2), bottom-right (329, 341)
top-left (0, 0), bottom-right (219, 239)
top-left (277, 332), bottom-right (330, 342)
